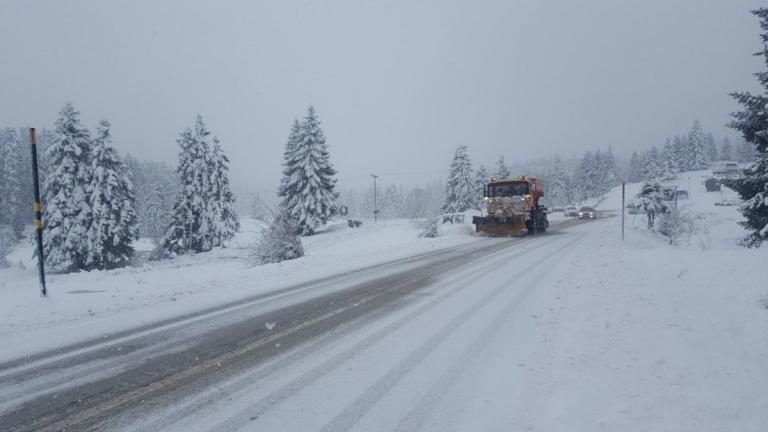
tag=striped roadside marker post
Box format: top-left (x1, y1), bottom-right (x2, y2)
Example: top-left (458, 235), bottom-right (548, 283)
top-left (29, 128), bottom-right (47, 296)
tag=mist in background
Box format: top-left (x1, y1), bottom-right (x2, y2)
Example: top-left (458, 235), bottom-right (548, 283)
top-left (1, 0), bottom-right (764, 195)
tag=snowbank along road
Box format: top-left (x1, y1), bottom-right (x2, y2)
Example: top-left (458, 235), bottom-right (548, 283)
top-left (0, 218), bottom-right (595, 431)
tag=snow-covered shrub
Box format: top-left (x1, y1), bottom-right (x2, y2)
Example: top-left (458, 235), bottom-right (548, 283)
top-left (254, 212), bottom-right (304, 264)
top-left (418, 215), bottom-right (441, 238)
top-left (627, 182), bottom-right (669, 229)
top-left (656, 207), bottom-right (696, 246)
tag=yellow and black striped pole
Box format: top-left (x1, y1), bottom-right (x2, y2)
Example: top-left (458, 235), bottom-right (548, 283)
top-left (29, 128), bottom-right (47, 296)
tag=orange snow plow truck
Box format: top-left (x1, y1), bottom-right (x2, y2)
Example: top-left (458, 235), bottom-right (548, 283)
top-left (472, 176), bottom-right (549, 236)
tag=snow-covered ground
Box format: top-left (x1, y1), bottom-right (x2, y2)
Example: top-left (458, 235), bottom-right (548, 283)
top-left (114, 182), bottom-right (768, 431)
top-left (2, 174), bottom-right (767, 431)
top-left (0, 217), bottom-right (481, 363)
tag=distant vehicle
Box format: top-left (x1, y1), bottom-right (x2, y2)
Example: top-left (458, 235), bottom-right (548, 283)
top-left (564, 206), bottom-right (578, 217)
top-left (661, 186), bottom-right (688, 201)
top-left (578, 206), bottom-right (596, 219)
top-left (704, 177), bottom-right (721, 192)
top-left (712, 161), bottom-right (743, 179)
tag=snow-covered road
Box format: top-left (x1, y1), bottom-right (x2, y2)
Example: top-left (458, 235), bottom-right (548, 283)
top-left (0, 219), bottom-right (585, 431)
top-left (2, 213), bottom-right (767, 432)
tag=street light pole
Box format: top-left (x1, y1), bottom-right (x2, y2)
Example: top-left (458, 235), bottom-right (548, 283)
top-left (371, 174), bottom-right (379, 222)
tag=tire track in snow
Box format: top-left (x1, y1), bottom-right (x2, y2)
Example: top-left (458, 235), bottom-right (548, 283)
top-left (0, 239), bottom-right (506, 417)
top-left (0, 238), bottom-right (491, 379)
top-left (317, 231), bottom-right (587, 432)
top-left (3, 236), bottom-right (520, 432)
top-left (170, 237), bottom-right (548, 432)
top-left (392, 231), bottom-right (588, 432)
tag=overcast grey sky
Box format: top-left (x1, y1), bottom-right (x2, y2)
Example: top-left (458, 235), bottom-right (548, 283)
top-left (1, 1), bottom-right (765, 191)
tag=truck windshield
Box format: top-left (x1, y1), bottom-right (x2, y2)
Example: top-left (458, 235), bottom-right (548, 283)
top-left (487, 182), bottom-right (529, 197)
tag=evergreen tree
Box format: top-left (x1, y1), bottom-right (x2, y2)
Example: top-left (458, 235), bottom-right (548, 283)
top-left (474, 164), bottom-right (489, 209)
top-left (0, 225), bottom-right (14, 267)
top-left (278, 106), bottom-right (339, 235)
top-left (0, 128), bottom-right (26, 237)
top-left (724, 7), bottom-right (768, 247)
top-left (574, 151), bottom-right (596, 201)
top-left (123, 155), bottom-right (179, 241)
top-left (641, 146), bottom-right (664, 180)
top-left (595, 147), bottom-right (618, 195)
top-left (441, 145), bottom-right (475, 214)
top-left (720, 137), bottom-right (733, 161)
top-left (628, 182), bottom-right (669, 229)
top-left (705, 132), bottom-right (718, 164)
top-left (628, 151), bottom-right (643, 182)
top-left (160, 116), bottom-right (216, 255)
top-left (672, 135), bottom-right (686, 172)
top-left (686, 120), bottom-right (709, 170)
top-left (661, 138), bottom-right (677, 176)
top-left (42, 103), bottom-right (93, 271)
top-left (546, 156), bottom-right (571, 206)
top-left (380, 184), bottom-right (405, 219)
top-left (277, 119), bottom-right (301, 199)
top-left (495, 155), bottom-right (511, 179)
top-left (85, 120), bottom-right (138, 269)
top-left (207, 137), bottom-right (240, 247)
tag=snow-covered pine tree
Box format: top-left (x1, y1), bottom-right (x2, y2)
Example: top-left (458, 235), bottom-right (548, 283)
top-left (724, 7), bottom-right (768, 247)
top-left (720, 137), bottom-right (733, 161)
top-left (42, 103), bottom-right (94, 271)
top-left (641, 146), bottom-right (664, 181)
top-left (0, 224), bottom-right (14, 267)
top-left (495, 155), bottom-right (511, 179)
top-left (441, 145), bottom-right (475, 214)
top-left (591, 149), bottom-right (607, 197)
top-left (687, 120), bottom-right (710, 170)
top-left (0, 128), bottom-right (26, 238)
top-left (123, 156), bottom-right (179, 240)
top-left (207, 137), bottom-right (240, 247)
top-left (661, 138), bottom-right (677, 176)
top-left (546, 156), bottom-right (571, 206)
top-left (160, 116), bottom-right (215, 255)
top-left (278, 106), bottom-right (339, 235)
top-left (672, 135), bottom-right (687, 172)
top-left (277, 119), bottom-right (301, 199)
top-left (573, 151), bottom-right (595, 202)
top-left (474, 164), bottom-right (489, 209)
top-left (596, 147), bottom-right (618, 195)
top-left (705, 132), bottom-right (718, 164)
top-left (628, 151), bottom-right (643, 182)
top-left (85, 120), bottom-right (138, 269)
top-left (628, 182), bottom-right (669, 229)
top-left (380, 184), bottom-right (405, 219)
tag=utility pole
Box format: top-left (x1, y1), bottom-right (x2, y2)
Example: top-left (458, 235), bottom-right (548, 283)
top-left (371, 174), bottom-right (379, 222)
top-left (29, 128), bottom-right (47, 296)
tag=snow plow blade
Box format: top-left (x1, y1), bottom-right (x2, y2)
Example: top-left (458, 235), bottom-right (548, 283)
top-left (472, 216), bottom-right (527, 236)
